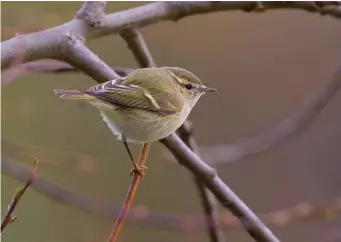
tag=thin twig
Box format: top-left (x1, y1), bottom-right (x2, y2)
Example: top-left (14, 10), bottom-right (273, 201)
top-left (108, 143), bottom-right (150, 242)
top-left (1, 60), bottom-right (133, 87)
top-left (2, 157), bottom-right (341, 231)
top-left (22, 60), bottom-right (133, 76)
top-left (1, 158), bottom-right (38, 232)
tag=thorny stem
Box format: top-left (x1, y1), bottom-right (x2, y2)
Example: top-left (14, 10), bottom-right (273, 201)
top-left (108, 143), bottom-right (150, 242)
top-left (1, 158), bottom-right (38, 232)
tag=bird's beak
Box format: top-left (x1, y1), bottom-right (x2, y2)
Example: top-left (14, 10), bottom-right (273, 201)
top-left (200, 85), bottom-right (217, 93)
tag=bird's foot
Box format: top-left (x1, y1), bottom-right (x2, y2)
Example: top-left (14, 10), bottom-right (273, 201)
top-left (129, 164), bottom-right (148, 177)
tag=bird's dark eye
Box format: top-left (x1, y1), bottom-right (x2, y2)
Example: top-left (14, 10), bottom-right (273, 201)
top-left (185, 84), bottom-right (193, 90)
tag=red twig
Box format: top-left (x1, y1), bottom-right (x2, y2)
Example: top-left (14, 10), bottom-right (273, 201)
top-left (1, 158), bottom-right (38, 232)
top-left (108, 143), bottom-right (150, 242)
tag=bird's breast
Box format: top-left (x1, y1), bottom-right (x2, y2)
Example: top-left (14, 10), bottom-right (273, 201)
top-left (97, 103), bottom-right (191, 143)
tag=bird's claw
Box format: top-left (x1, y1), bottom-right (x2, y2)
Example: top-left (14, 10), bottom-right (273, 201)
top-left (129, 165), bottom-right (148, 177)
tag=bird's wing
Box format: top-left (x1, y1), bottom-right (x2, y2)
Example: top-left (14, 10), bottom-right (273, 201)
top-left (85, 78), bottom-right (181, 116)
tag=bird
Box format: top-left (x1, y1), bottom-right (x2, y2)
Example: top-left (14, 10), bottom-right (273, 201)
top-left (54, 67), bottom-right (216, 176)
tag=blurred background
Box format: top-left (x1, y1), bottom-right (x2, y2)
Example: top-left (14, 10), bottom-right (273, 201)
top-left (1, 2), bottom-right (341, 242)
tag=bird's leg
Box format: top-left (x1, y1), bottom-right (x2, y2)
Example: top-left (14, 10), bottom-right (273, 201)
top-left (123, 141), bottom-right (148, 177)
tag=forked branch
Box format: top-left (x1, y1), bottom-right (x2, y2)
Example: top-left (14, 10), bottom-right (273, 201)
top-left (2, 2), bottom-right (341, 69)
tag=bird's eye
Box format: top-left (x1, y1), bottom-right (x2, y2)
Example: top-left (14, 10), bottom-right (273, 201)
top-left (185, 84), bottom-right (193, 90)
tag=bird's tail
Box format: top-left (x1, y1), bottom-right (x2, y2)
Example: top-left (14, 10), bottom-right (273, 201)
top-left (53, 89), bottom-right (95, 100)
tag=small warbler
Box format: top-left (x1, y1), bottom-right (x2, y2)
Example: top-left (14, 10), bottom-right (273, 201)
top-left (54, 67), bottom-right (216, 175)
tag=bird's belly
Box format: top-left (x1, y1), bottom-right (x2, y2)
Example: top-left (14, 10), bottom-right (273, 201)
top-left (100, 109), bottom-right (186, 143)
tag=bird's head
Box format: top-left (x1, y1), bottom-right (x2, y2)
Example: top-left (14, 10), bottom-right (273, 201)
top-left (163, 67), bottom-right (217, 108)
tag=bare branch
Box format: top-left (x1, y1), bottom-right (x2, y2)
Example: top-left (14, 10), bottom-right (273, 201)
top-left (108, 143), bottom-right (150, 242)
top-left (100, 2), bottom-right (341, 33)
top-left (3, 157), bottom-right (340, 231)
top-left (1, 1), bottom-right (116, 81)
top-left (161, 134), bottom-right (280, 242)
top-left (2, 2), bottom-right (340, 241)
top-left (1, 28), bottom-right (61, 70)
top-left (1, 158), bottom-right (38, 232)
top-left (178, 123), bottom-right (225, 242)
top-left (1, 60), bottom-right (133, 86)
top-left (199, 61), bottom-right (341, 165)
top-left (120, 29), bottom-right (156, 68)
top-left (76, 1), bottom-right (106, 27)
top-left (2, 2), bottom-right (341, 70)
top-left (60, 34), bottom-right (120, 81)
